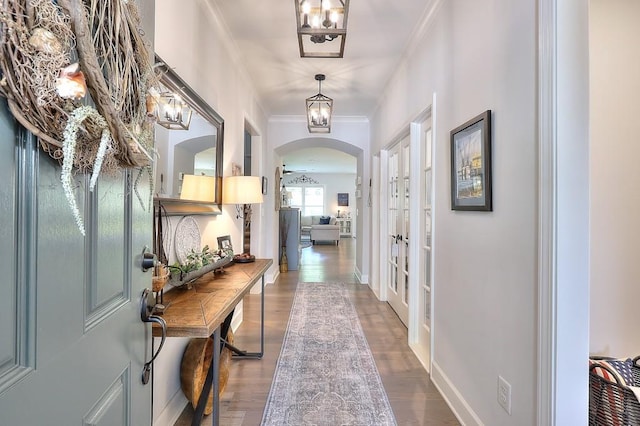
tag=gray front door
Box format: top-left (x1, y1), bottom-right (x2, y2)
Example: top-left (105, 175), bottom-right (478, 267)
top-left (0, 97), bottom-right (152, 424)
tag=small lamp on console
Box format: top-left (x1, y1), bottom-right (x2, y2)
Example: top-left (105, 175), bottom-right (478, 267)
top-left (223, 176), bottom-right (264, 259)
top-left (180, 174), bottom-right (216, 202)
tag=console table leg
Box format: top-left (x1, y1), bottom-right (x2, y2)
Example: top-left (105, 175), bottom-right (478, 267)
top-left (212, 327), bottom-right (220, 426)
top-left (228, 275), bottom-right (265, 359)
top-left (259, 274), bottom-right (265, 356)
top-left (191, 327), bottom-right (221, 426)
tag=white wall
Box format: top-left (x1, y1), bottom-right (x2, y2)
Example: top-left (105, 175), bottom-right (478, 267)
top-left (589, 0), bottom-right (640, 357)
top-left (152, 2), bottom-right (269, 424)
top-left (282, 172), bottom-right (357, 224)
top-left (370, 1), bottom-right (538, 424)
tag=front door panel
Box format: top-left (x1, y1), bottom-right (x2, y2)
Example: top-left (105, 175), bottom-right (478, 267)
top-left (0, 99), bottom-right (152, 424)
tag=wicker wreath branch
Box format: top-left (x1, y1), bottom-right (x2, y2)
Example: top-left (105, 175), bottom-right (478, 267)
top-left (0, 0), bottom-right (159, 234)
top-left (0, 0), bottom-right (156, 167)
top-left (62, 105), bottom-right (112, 236)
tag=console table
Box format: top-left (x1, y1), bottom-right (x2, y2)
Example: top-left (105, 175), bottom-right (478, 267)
top-left (153, 258), bottom-right (272, 426)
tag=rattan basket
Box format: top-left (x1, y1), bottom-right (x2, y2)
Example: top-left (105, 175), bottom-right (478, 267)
top-left (589, 356), bottom-right (640, 425)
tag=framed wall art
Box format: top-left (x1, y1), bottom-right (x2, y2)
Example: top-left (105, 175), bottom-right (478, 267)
top-left (450, 110), bottom-right (492, 211)
top-left (337, 192), bottom-right (349, 206)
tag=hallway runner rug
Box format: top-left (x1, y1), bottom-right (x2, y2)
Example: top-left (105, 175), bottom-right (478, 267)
top-left (261, 281), bottom-right (397, 426)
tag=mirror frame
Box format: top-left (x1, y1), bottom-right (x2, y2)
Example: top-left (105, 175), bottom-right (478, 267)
top-left (153, 54), bottom-right (224, 215)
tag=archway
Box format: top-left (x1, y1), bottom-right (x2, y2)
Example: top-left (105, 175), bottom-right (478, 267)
top-left (273, 137), bottom-right (370, 284)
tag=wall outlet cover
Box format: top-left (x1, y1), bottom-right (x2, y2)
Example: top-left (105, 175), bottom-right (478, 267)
top-left (498, 375), bottom-right (512, 415)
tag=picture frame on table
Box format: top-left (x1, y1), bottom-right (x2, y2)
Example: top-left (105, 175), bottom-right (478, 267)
top-left (217, 235), bottom-right (233, 253)
top-left (262, 176), bottom-right (268, 195)
top-left (450, 110), bottom-right (492, 211)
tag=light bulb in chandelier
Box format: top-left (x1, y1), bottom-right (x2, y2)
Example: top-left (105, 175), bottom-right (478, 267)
top-left (305, 73), bottom-right (332, 133)
top-left (295, 0), bottom-right (349, 58)
top-left (156, 92), bottom-right (192, 130)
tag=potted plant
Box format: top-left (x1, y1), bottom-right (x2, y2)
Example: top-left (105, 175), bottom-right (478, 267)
top-left (168, 245), bottom-right (228, 288)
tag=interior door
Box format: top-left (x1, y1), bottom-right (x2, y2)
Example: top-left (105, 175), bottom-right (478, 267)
top-left (0, 102), bottom-right (152, 424)
top-left (387, 137), bottom-right (410, 325)
top-left (417, 118), bottom-right (434, 371)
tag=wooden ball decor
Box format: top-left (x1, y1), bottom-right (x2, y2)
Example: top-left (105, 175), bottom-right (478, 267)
top-left (180, 331), bottom-right (234, 415)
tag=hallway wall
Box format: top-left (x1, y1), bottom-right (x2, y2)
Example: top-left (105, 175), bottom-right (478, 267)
top-left (589, 0), bottom-right (640, 357)
top-left (152, 2), bottom-right (269, 424)
top-left (370, 1), bottom-right (537, 425)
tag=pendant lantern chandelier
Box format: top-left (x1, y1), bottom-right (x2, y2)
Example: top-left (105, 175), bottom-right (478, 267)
top-left (295, 0), bottom-right (349, 58)
top-left (156, 92), bottom-right (192, 130)
top-left (306, 74), bottom-right (333, 133)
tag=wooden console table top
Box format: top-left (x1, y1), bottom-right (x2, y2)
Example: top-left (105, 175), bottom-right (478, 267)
top-left (152, 259), bottom-right (272, 338)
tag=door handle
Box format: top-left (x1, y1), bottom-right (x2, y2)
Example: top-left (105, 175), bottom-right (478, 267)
top-left (141, 246), bottom-right (157, 272)
top-left (140, 288), bottom-right (166, 385)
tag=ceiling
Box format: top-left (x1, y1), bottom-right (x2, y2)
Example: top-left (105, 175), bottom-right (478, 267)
top-left (209, 0), bottom-right (432, 173)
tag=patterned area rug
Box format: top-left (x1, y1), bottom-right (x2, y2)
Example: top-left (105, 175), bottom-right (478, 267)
top-left (261, 282), bottom-right (397, 426)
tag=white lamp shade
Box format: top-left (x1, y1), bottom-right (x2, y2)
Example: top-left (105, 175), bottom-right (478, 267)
top-left (223, 176), bottom-right (264, 204)
top-left (180, 175), bottom-right (216, 202)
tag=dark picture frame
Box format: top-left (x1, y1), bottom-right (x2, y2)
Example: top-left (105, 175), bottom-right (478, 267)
top-left (337, 192), bottom-right (349, 206)
top-left (450, 110), bottom-right (492, 211)
top-left (262, 176), bottom-right (268, 195)
top-left (217, 235), bottom-right (233, 253)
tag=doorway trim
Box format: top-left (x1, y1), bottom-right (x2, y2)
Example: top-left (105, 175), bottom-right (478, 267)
top-left (537, 0), bottom-right (590, 424)
top-left (407, 99), bottom-right (435, 373)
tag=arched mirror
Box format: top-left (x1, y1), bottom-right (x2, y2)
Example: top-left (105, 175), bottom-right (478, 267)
top-left (153, 55), bottom-right (224, 215)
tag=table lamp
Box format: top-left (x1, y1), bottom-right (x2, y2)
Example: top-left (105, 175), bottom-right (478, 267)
top-left (180, 174), bottom-right (216, 202)
top-left (222, 176), bottom-right (264, 258)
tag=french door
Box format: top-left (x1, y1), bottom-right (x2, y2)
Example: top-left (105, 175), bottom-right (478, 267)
top-left (416, 116), bottom-right (434, 370)
top-left (387, 137), bottom-right (410, 325)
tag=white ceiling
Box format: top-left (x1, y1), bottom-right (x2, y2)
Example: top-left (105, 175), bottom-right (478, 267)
top-left (208, 0), bottom-right (432, 172)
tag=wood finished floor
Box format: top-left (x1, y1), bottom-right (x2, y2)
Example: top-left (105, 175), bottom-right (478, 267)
top-left (174, 238), bottom-right (460, 425)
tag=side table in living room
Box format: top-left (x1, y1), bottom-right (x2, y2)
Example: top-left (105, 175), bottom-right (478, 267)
top-left (336, 217), bottom-right (352, 237)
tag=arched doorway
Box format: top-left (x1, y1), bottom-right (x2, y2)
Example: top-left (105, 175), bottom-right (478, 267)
top-left (273, 137), bottom-right (369, 284)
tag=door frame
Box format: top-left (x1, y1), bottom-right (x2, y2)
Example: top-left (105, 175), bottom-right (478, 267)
top-left (407, 100), bottom-right (435, 373)
top-left (537, 0), bottom-right (590, 423)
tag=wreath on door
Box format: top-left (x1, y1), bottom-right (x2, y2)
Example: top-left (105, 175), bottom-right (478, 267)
top-left (0, 0), bottom-right (159, 234)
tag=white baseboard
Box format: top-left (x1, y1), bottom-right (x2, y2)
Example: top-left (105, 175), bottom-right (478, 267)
top-left (409, 341), bottom-right (430, 373)
top-left (266, 269), bottom-right (278, 284)
top-left (153, 389), bottom-right (188, 426)
top-left (354, 265), bottom-right (369, 284)
top-left (431, 361), bottom-right (484, 426)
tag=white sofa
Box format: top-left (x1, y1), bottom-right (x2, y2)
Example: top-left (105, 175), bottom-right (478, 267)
top-left (301, 215), bottom-right (340, 245)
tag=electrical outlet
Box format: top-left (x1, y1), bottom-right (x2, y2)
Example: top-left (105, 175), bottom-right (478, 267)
top-left (498, 375), bottom-right (512, 415)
